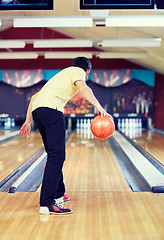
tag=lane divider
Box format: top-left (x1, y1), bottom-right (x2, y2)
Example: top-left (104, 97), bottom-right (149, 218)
top-left (113, 131), bottom-right (164, 193)
top-left (8, 129), bottom-right (72, 193)
top-left (9, 152), bottom-right (47, 193)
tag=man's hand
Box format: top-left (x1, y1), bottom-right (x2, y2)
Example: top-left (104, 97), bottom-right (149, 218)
top-left (20, 91), bottom-right (39, 139)
top-left (96, 106), bottom-right (113, 119)
top-left (20, 121), bottom-right (31, 138)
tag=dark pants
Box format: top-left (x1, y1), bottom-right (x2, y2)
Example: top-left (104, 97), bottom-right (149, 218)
top-left (32, 107), bottom-right (66, 206)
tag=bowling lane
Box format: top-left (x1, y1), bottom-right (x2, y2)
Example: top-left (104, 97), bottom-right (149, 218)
top-left (0, 130), bottom-right (43, 183)
top-left (0, 128), bottom-right (18, 136)
top-left (0, 128), bottom-right (20, 143)
top-left (132, 129), bottom-right (164, 166)
top-left (62, 131), bottom-right (130, 192)
top-left (0, 191), bottom-right (163, 240)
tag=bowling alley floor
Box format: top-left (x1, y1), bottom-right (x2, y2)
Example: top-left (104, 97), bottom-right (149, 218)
top-left (0, 131), bottom-right (164, 240)
top-left (0, 192), bottom-right (163, 240)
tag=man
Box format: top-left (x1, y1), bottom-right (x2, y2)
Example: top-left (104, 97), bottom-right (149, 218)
top-left (20, 57), bottom-right (111, 215)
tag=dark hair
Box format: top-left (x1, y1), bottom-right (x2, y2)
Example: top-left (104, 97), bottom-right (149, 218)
top-left (72, 57), bottom-right (92, 72)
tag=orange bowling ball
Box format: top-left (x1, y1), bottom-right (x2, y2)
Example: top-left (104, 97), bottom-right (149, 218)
top-left (91, 115), bottom-right (115, 139)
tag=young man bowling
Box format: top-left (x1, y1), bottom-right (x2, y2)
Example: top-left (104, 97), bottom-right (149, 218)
top-left (20, 57), bottom-right (111, 215)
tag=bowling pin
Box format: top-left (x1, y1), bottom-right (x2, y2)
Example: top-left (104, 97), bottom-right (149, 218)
top-left (76, 119), bottom-right (80, 137)
top-left (117, 118), bottom-right (121, 130)
top-left (83, 119), bottom-right (87, 138)
top-left (5, 117), bottom-right (11, 129)
top-left (139, 118), bottom-right (142, 128)
top-left (87, 119), bottom-right (91, 139)
top-left (132, 118), bottom-right (135, 128)
top-left (122, 118), bottom-right (125, 128)
top-left (76, 119), bottom-right (80, 129)
top-left (125, 118), bottom-right (128, 128)
top-left (129, 118), bottom-right (133, 128)
top-left (80, 119), bottom-right (83, 138)
top-left (11, 118), bottom-right (15, 127)
top-left (135, 118), bottom-right (139, 128)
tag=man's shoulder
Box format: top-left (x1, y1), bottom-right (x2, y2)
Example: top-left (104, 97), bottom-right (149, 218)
top-left (63, 66), bottom-right (85, 73)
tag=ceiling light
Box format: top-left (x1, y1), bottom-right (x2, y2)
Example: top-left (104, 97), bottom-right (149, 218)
top-left (44, 52), bottom-right (92, 59)
top-left (0, 40), bottom-right (25, 48)
top-left (13, 17), bottom-right (93, 28)
top-left (0, 52), bottom-right (38, 59)
top-left (34, 39), bottom-right (93, 48)
top-left (106, 15), bottom-right (164, 27)
top-left (101, 38), bottom-right (161, 47)
top-left (97, 52), bottom-right (147, 59)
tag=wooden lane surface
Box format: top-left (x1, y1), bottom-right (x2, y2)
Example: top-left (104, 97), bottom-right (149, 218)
top-left (0, 128), bottom-right (17, 137)
top-left (0, 131), bottom-right (5, 136)
top-left (0, 130), bottom-right (43, 182)
top-left (63, 132), bottom-right (130, 192)
top-left (38, 131), bottom-right (130, 192)
top-left (0, 192), bottom-right (163, 240)
top-left (133, 129), bottom-right (164, 165)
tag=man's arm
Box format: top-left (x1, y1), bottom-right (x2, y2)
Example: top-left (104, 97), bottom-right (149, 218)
top-left (20, 92), bottom-right (39, 138)
top-left (75, 80), bottom-right (111, 118)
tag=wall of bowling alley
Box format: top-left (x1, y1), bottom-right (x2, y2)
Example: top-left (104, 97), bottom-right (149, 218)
top-left (0, 27), bottom-right (163, 129)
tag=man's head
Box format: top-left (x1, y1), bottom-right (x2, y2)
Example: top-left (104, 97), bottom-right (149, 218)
top-left (72, 57), bottom-right (92, 72)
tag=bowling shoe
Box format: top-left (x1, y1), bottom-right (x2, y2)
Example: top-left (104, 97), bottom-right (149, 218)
top-left (39, 202), bottom-right (72, 215)
top-left (55, 193), bottom-right (70, 204)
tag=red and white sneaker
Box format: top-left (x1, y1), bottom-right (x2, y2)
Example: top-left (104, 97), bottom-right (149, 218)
top-left (55, 194), bottom-right (70, 204)
top-left (39, 202), bottom-right (72, 215)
